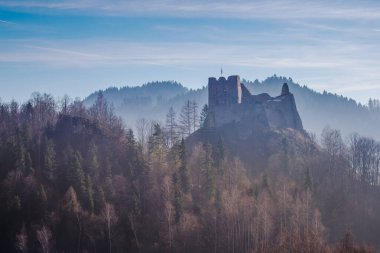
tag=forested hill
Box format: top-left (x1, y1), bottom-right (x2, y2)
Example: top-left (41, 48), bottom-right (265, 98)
top-left (1, 92), bottom-right (380, 253)
top-left (84, 81), bottom-right (207, 129)
top-left (84, 76), bottom-right (380, 140)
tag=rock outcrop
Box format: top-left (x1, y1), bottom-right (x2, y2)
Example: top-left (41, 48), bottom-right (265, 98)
top-left (207, 75), bottom-right (303, 135)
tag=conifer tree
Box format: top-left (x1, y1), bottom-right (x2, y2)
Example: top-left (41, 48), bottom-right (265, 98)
top-left (61, 186), bottom-right (82, 253)
top-left (305, 167), bottom-right (313, 192)
top-left (94, 185), bottom-right (106, 214)
top-left (37, 185), bottom-right (48, 216)
top-left (149, 124), bottom-right (165, 150)
top-left (42, 136), bottom-right (56, 182)
top-left (179, 138), bottom-right (190, 194)
top-left (261, 173), bottom-right (271, 194)
top-left (39, 185), bottom-right (48, 205)
top-left (165, 107), bottom-right (178, 147)
top-left (126, 129), bottom-right (136, 145)
top-left (60, 145), bottom-right (73, 190)
top-left (14, 142), bottom-right (26, 172)
top-left (214, 136), bottom-right (226, 172)
top-left (87, 143), bottom-right (99, 178)
top-left (191, 100), bottom-right (199, 132)
top-left (67, 150), bottom-right (86, 203)
top-left (199, 104), bottom-right (209, 128)
top-left (202, 143), bottom-right (216, 199)
top-left (148, 123), bottom-right (166, 164)
top-left (179, 100), bottom-right (192, 137)
top-left (85, 174), bottom-right (94, 213)
top-left (172, 172), bottom-right (182, 223)
top-left (25, 151), bottom-right (34, 175)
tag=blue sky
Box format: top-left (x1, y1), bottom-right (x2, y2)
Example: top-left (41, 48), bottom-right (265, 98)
top-left (1, 0), bottom-right (380, 103)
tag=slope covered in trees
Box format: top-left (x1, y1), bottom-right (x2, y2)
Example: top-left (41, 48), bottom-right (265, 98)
top-left (84, 81), bottom-right (206, 130)
top-left (84, 76), bottom-right (380, 140)
top-left (1, 92), bottom-right (380, 252)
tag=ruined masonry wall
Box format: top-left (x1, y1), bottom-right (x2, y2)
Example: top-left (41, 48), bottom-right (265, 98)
top-left (208, 75), bottom-right (303, 131)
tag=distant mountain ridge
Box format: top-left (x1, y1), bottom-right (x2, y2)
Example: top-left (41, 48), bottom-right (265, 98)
top-left (84, 80), bottom-right (207, 128)
top-left (84, 76), bottom-right (380, 140)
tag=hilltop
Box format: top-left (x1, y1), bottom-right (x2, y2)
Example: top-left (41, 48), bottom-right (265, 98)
top-left (84, 75), bottom-right (380, 140)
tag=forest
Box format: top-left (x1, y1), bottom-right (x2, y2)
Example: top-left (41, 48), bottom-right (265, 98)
top-left (1, 92), bottom-right (380, 253)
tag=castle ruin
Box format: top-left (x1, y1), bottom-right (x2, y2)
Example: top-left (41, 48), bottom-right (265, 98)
top-left (207, 75), bottom-right (303, 131)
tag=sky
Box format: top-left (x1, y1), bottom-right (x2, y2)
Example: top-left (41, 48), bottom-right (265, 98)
top-left (1, 0), bottom-right (380, 104)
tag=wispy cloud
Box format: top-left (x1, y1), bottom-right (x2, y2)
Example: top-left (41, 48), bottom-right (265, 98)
top-left (0, 0), bottom-right (93, 11)
top-left (1, 39), bottom-right (379, 70)
top-left (1, 0), bottom-right (380, 103)
top-left (0, 19), bottom-right (14, 25)
top-left (152, 25), bottom-right (187, 33)
top-left (28, 45), bottom-right (113, 60)
top-left (1, 38), bottom-right (380, 102)
top-left (2, 0), bottom-right (380, 20)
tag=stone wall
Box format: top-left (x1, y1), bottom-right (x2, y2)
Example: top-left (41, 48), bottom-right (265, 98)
top-left (208, 75), bottom-right (303, 133)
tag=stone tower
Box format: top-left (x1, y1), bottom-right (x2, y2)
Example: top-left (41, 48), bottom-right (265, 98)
top-left (208, 75), bottom-right (242, 109)
top-left (207, 75), bottom-right (303, 132)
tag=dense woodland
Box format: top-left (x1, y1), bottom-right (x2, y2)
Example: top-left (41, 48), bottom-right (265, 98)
top-left (84, 76), bottom-right (380, 140)
top-left (1, 92), bottom-right (380, 253)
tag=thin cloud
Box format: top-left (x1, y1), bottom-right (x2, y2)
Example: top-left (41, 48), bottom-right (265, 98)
top-left (1, 39), bottom-right (379, 70)
top-left (0, 0), bottom-right (92, 10)
top-left (28, 45), bottom-right (113, 60)
top-left (0, 19), bottom-right (14, 24)
top-left (1, 38), bottom-right (380, 103)
top-left (153, 25), bottom-right (187, 33)
top-left (2, 0), bottom-right (380, 20)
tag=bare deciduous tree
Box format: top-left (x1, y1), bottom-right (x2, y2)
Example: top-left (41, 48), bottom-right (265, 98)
top-left (165, 107), bottom-right (178, 147)
top-left (349, 133), bottom-right (380, 185)
top-left (128, 212), bottom-right (141, 249)
top-left (136, 118), bottom-right (150, 153)
top-left (36, 225), bottom-right (52, 253)
top-left (102, 203), bottom-right (118, 253)
top-left (69, 98), bottom-right (87, 117)
top-left (179, 100), bottom-right (192, 137)
top-left (179, 100), bottom-right (200, 137)
top-left (191, 100), bottom-right (199, 133)
top-left (60, 94), bottom-right (71, 115)
top-left (321, 126), bottom-right (345, 175)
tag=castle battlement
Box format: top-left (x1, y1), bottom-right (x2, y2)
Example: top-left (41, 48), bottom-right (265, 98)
top-left (207, 75), bottom-right (303, 132)
top-left (208, 75), bottom-right (242, 108)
